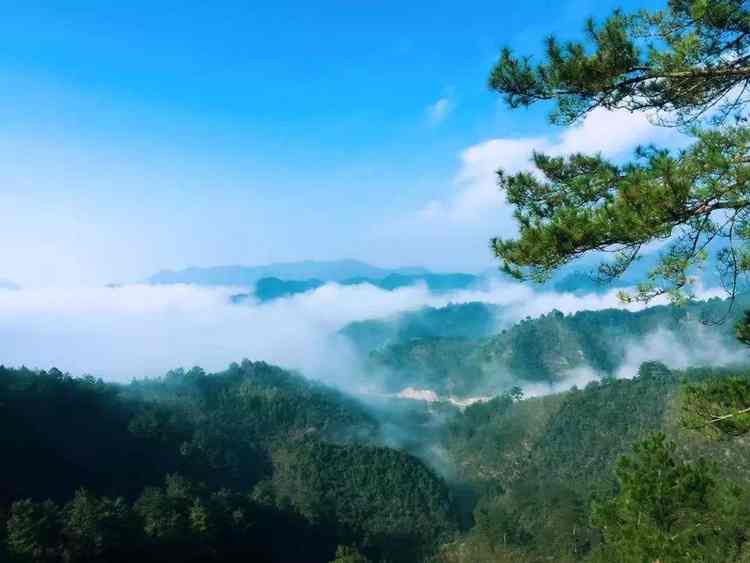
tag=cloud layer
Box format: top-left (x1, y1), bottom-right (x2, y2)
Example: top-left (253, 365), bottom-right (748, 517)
top-left (0, 274), bottom-right (727, 388)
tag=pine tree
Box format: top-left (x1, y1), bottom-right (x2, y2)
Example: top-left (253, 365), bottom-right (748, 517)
top-left (488, 1), bottom-right (750, 305)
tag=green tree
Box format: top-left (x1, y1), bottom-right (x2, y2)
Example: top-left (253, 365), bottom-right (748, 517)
top-left (6, 499), bottom-right (61, 561)
top-left (683, 376), bottom-right (750, 435)
top-left (637, 361), bottom-right (672, 380)
top-left (488, 0), bottom-right (750, 304)
top-left (62, 489), bottom-right (134, 561)
top-left (591, 433), bottom-right (739, 562)
top-left (188, 499), bottom-right (214, 539)
top-left (134, 487), bottom-right (187, 543)
top-left (329, 545), bottom-right (371, 563)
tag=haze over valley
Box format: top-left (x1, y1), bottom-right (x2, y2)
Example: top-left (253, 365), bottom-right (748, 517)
top-left (6, 1), bottom-right (750, 561)
top-left (0, 259), bottom-right (734, 391)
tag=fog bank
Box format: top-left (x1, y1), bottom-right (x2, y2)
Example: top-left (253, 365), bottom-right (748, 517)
top-left (0, 280), bottom-right (726, 384)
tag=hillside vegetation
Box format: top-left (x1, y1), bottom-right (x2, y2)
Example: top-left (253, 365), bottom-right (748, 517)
top-left (437, 364), bottom-right (750, 561)
top-left (7, 359), bottom-right (750, 562)
top-left (0, 363), bottom-right (458, 562)
top-left (348, 297), bottom-right (749, 396)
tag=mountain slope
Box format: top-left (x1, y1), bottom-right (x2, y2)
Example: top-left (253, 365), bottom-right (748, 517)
top-left (438, 364), bottom-right (750, 561)
top-left (0, 362), bottom-right (458, 562)
top-left (341, 302), bottom-right (503, 355)
top-left (354, 297), bottom-right (749, 396)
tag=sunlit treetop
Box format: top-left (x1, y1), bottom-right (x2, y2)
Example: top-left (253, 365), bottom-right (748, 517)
top-left (489, 0), bottom-right (750, 306)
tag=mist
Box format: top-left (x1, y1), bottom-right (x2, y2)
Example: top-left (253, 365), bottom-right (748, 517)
top-left (2, 278), bottom-right (745, 488)
top-left (518, 324), bottom-right (747, 399)
top-left (0, 279), bottom-right (730, 388)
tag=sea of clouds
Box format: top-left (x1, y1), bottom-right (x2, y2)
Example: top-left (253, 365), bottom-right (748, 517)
top-left (0, 279), bottom-right (733, 392)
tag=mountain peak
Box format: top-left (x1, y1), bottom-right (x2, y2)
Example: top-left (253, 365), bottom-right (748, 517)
top-left (147, 259), bottom-right (431, 287)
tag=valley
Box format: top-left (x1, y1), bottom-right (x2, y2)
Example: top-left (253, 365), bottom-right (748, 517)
top-left (3, 281), bottom-right (750, 561)
top-left (6, 0), bottom-right (750, 560)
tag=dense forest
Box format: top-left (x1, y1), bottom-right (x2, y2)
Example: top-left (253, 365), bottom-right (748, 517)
top-left (0, 363), bottom-right (458, 562)
top-left (436, 363), bottom-right (750, 561)
top-left (0, 298), bottom-right (750, 562)
top-left (9, 0), bottom-right (750, 560)
top-left (5, 329), bottom-right (750, 561)
top-left (5, 283), bottom-right (750, 562)
top-left (342, 296), bottom-right (750, 397)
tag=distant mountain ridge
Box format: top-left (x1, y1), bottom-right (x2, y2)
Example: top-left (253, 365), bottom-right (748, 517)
top-left (147, 259), bottom-right (431, 287)
top-left (147, 256), bottom-right (725, 298)
top-left (231, 272), bottom-right (481, 303)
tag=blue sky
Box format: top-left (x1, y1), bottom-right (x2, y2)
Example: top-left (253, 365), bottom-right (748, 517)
top-left (0, 0), bottom-right (667, 286)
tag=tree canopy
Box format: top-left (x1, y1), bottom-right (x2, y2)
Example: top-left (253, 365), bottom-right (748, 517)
top-left (590, 433), bottom-right (746, 562)
top-left (489, 0), bottom-right (750, 305)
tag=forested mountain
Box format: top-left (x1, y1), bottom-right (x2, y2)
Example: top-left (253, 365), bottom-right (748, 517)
top-left (10, 0), bottom-right (750, 561)
top-left (230, 273), bottom-right (480, 303)
top-left (0, 363), bottom-right (458, 562)
top-left (344, 273), bottom-right (478, 293)
top-left (2, 287), bottom-right (733, 562)
top-left (146, 258), bottom-right (724, 306)
top-left (147, 260), bottom-right (430, 287)
top-left (436, 364), bottom-right (750, 561)
top-left (340, 302), bottom-right (503, 355)
top-left (346, 297), bottom-right (750, 397)
top-left (6, 359), bottom-right (750, 562)
top-left (239, 277), bottom-right (325, 302)
top-left (149, 260), bottom-right (723, 301)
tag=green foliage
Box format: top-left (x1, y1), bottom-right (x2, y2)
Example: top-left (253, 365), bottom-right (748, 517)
top-left (490, 0), bottom-right (750, 126)
top-left (0, 363), bottom-right (458, 562)
top-left (526, 369), bottom-right (678, 492)
top-left (6, 359), bottom-right (750, 561)
top-left (0, 365), bottom-right (182, 503)
top-left (5, 319), bottom-right (750, 562)
top-left (737, 310), bottom-right (750, 346)
top-left (683, 376), bottom-right (750, 435)
top-left (6, 499), bottom-right (61, 561)
top-left (465, 376), bottom-right (673, 559)
top-left (266, 440), bottom-right (458, 562)
top-left (493, 128), bottom-right (750, 302)
top-left (488, 0), bottom-right (750, 303)
top-left (440, 364), bottom-right (750, 562)
top-left (369, 338), bottom-right (481, 394)
top-left (330, 545), bottom-right (371, 562)
top-left (3, 475), bottom-right (310, 562)
top-left (484, 4), bottom-right (750, 544)
top-left (63, 489), bottom-right (135, 561)
top-left (637, 360), bottom-right (673, 379)
top-left (341, 302), bottom-right (502, 357)
top-left (365, 298), bottom-right (747, 395)
top-left (591, 433), bottom-right (747, 562)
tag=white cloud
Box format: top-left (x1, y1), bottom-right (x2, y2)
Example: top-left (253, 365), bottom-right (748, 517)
top-left (0, 283), bottom-right (432, 385)
top-left (556, 107), bottom-right (680, 156)
top-left (521, 366), bottom-right (601, 398)
top-left (0, 277), bottom-right (686, 385)
top-left (419, 136), bottom-right (543, 224)
top-left (614, 325), bottom-right (747, 379)
top-left (412, 108), bottom-right (689, 235)
top-left (426, 97), bottom-right (454, 125)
